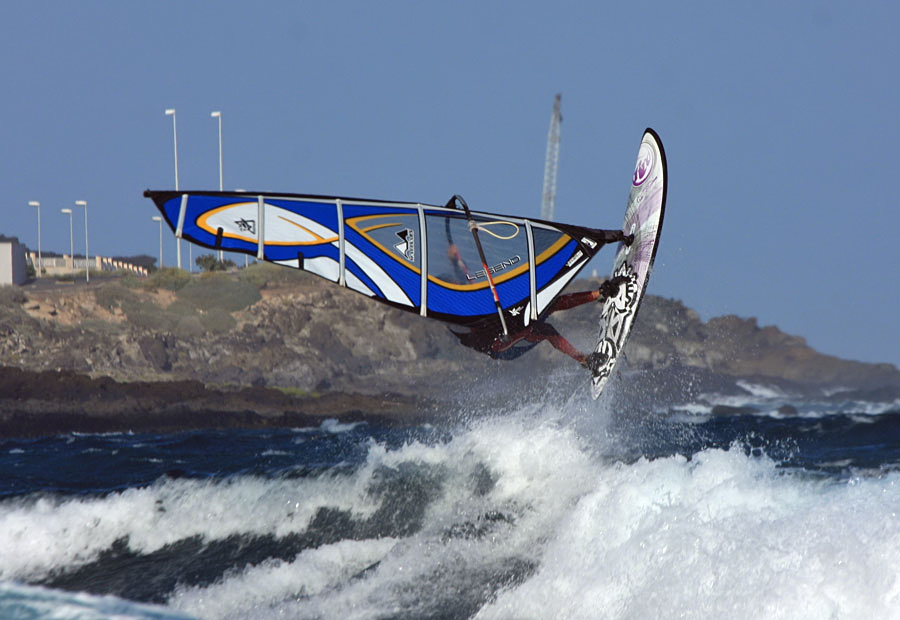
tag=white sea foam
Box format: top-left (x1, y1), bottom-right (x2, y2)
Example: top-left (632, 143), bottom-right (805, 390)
top-left (0, 581), bottom-right (194, 619)
top-left (476, 448), bottom-right (900, 620)
top-left (735, 380), bottom-right (788, 399)
top-left (189, 414), bottom-right (900, 619)
top-left (855, 398), bottom-right (900, 415)
top-left (670, 402), bottom-right (713, 416)
top-left (259, 449), bottom-right (290, 457)
top-left (4, 402), bottom-right (900, 619)
top-left (0, 471), bottom-right (382, 580)
top-left (306, 418), bottom-right (365, 434)
top-left (684, 392), bottom-right (900, 419)
top-left (170, 538), bottom-right (398, 619)
top-left (196, 413), bottom-right (604, 620)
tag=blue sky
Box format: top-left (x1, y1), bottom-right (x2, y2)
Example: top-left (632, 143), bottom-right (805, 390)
top-left (2, 1), bottom-right (898, 366)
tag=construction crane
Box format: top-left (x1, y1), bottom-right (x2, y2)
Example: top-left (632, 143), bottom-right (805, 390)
top-left (540, 93), bottom-right (562, 221)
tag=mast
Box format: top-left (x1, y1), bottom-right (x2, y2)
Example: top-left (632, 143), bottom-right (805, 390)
top-left (540, 93), bottom-right (562, 221)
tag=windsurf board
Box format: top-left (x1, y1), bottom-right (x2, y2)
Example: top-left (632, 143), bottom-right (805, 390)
top-left (590, 128), bottom-right (667, 399)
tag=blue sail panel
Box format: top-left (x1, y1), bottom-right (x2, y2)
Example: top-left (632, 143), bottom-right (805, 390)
top-left (341, 204), bottom-right (423, 308)
top-left (144, 190), bottom-right (606, 330)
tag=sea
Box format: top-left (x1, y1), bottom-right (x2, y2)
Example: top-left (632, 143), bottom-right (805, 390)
top-left (1, 377), bottom-right (899, 620)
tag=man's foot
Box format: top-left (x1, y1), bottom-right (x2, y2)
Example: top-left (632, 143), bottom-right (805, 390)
top-left (623, 233), bottom-right (635, 246)
top-left (581, 351), bottom-right (609, 374)
top-left (598, 276), bottom-right (628, 299)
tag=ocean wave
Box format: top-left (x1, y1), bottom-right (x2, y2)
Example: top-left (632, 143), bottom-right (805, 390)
top-left (0, 581), bottom-right (194, 619)
top-left (677, 395), bottom-right (900, 419)
top-left (478, 446), bottom-right (900, 620)
top-left (734, 380), bottom-right (789, 399)
top-left (0, 472), bottom-right (382, 582)
top-left (2, 405), bottom-right (900, 618)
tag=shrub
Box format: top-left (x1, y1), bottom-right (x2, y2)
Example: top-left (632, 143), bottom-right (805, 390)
top-left (79, 318), bottom-right (124, 336)
top-left (122, 298), bottom-right (173, 331)
top-left (237, 262), bottom-right (312, 288)
top-left (173, 314), bottom-right (204, 338)
top-left (120, 273), bottom-right (142, 289)
top-left (94, 284), bottom-right (136, 311)
top-left (196, 253), bottom-right (236, 272)
top-left (0, 286), bottom-right (27, 306)
top-left (143, 267), bottom-right (191, 292)
top-left (201, 308), bottom-right (237, 333)
top-left (176, 273), bottom-right (260, 312)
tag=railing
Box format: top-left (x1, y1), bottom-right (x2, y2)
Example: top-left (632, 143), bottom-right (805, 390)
top-left (27, 253), bottom-right (148, 277)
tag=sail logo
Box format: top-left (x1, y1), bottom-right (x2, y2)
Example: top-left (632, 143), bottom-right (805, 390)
top-left (566, 250), bottom-right (585, 268)
top-left (467, 255), bottom-right (521, 281)
top-left (633, 142), bottom-right (654, 187)
top-left (394, 228), bottom-right (415, 262)
top-left (235, 218), bottom-right (256, 235)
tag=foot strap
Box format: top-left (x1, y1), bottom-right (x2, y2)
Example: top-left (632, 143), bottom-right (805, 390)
top-left (582, 351), bottom-right (609, 375)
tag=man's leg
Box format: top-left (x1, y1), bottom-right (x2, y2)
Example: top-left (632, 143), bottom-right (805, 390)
top-left (523, 322), bottom-right (588, 365)
top-left (545, 275), bottom-right (629, 315)
top-left (548, 290), bottom-right (601, 313)
top-left (518, 321), bottom-right (611, 372)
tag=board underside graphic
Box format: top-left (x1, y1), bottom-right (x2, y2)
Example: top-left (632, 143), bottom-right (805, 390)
top-left (143, 190), bottom-right (612, 337)
top-left (590, 129), bottom-right (667, 399)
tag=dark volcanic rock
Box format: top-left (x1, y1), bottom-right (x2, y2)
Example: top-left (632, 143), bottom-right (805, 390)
top-left (711, 404), bottom-right (759, 416)
top-left (0, 366), bottom-right (435, 437)
top-left (1, 265), bottom-right (898, 436)
top-left (139, 334), bottom-right (174, 371)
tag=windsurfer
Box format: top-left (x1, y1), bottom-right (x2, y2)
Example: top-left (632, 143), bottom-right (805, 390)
top-left (451, 275), bottom-right (628, 371)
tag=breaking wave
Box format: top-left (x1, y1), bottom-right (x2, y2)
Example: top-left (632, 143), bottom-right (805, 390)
top-left (2, 397), bottom-right (900, 619)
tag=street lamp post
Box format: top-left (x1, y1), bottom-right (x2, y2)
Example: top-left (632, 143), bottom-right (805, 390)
top-left (61, 208), bottom-right (74, 279)
top-left (211, 111), bottom-right (223, 191)
top-left (28, 201), bottom-right (41, 276)
top-left (75, 200), bottom-right (88, 283)
top-left (165, 109), bottom-right (179, 190)
top-left (152, 216), bottom-right (163, 268)
top-left (211, 110), bottom-right (226, 264)
top-left (165, 108), bottom-right (183, 270)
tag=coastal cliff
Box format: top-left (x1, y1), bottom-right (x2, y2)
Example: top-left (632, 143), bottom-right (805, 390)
top-left (1, 264), bottom-right (897, 435)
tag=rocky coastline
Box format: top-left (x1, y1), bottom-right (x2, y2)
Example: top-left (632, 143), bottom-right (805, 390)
top-left (1, 265), bottom-right (898, 437)
top-left (0, 366), bottom-right (438, 438)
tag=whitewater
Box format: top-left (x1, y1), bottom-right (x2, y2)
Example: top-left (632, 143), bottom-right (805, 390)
top-left (1, 383), bottom-right (899, 619)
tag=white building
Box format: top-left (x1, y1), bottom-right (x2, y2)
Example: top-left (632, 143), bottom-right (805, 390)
top-left (0, 236), bottom-right (27, 285)
top-left (27, 252), bottom-right (149, 277)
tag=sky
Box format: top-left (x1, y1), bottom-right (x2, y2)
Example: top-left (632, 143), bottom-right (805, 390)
top-left (2, 1), bottom-right (898, 367)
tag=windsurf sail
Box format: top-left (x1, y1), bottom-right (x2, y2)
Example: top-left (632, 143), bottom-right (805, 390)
top-left (143, 189), bottom-right (619, 336)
